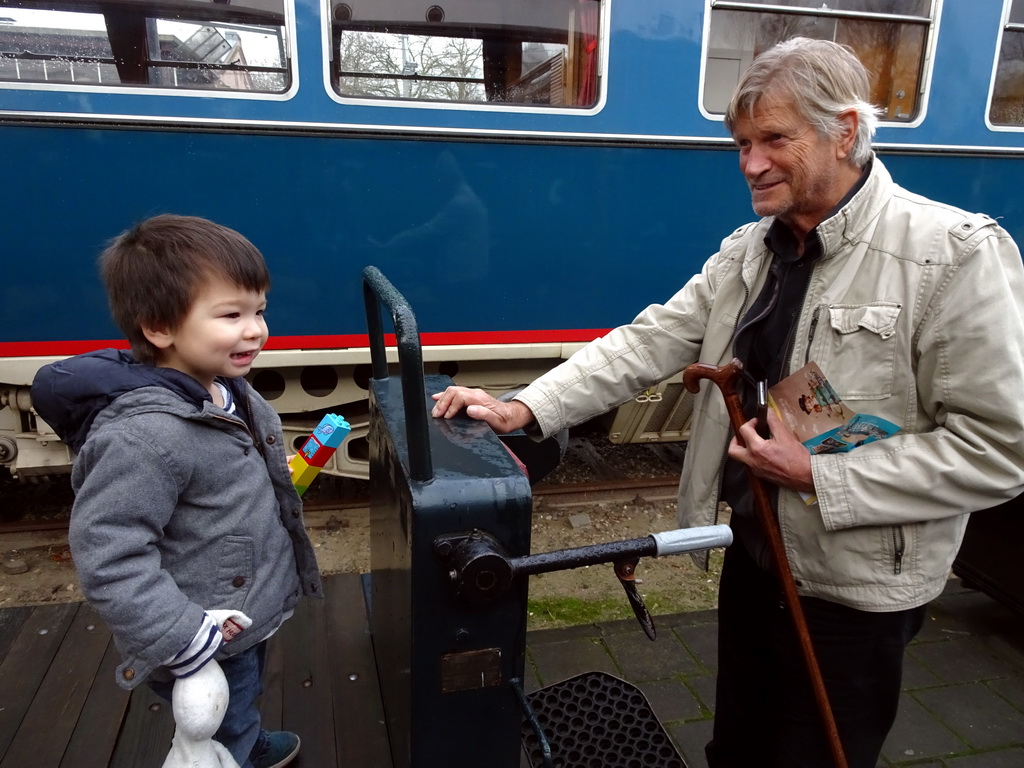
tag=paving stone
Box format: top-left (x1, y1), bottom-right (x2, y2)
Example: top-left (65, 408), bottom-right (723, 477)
top-left (902, 651), bottom-right (942, 690)
top-left (910, 636), bottom-right (1017, 684)
top-left (672, 622), bottom-right (718, 671)
top-left (945, 747), bottom-right (1024, 767)
top-left (527, 622), bottom-right (609, 643)
top-left (522, 652), bottom-right (542, 693)
top-left (527, 637), bottom-right (618, 686)
top-left (660, 609), bottom-right (719, 630)
top-left (882, 693), bottom-right (965, 762)
top-left (687, 674), bottom-right (717, 713)
top-left (987, 632), bottom-right (1024, 672)
top-left (594, 616), bottom-right (654, 637)
top-left (929, 590), bottom-right (1024, 638)
top-left (638, 677), bottom-right (704, 723)
top-left (604, 629), bottom-right (700, 681)
top-left (987, 675), bottom-right (1024, 711)
top-left (666, 717), bottom-right (714, 768)
top-left (921, 593), bottom-right (1002, 641)
top-left (917, 608), bottom-right (976, 643)
top-left (915, 682), bottom-right (1024, 750)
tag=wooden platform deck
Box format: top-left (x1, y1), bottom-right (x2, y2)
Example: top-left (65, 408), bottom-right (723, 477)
top-left (5, 572), bottom-right (1024, 768)
top-left (0, 573), bottom-right (391, 768)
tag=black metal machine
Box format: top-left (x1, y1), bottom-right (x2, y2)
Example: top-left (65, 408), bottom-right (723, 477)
top-left (362, 267), bottom-right (732, 768)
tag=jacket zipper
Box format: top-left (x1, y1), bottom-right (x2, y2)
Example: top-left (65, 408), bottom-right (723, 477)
top-left (892, 526), bottom-right (905, 574)
top-left (805, 306), bottom-right (822, 366)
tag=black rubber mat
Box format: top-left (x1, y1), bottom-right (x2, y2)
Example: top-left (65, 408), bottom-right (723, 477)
top-left (521, 671), bottom-right (687, 767)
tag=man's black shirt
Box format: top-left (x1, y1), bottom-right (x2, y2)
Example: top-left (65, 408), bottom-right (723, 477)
top-left (722, 162), bottom-right (871, 569)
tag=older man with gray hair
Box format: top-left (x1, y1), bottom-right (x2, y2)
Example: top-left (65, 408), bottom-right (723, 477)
top-left (433, 37), bottom-right (1024, 767)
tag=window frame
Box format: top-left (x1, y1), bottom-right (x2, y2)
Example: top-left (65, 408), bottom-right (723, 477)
top-left (698, 0), bottom-right (939, 129)
top-left (987, 0), bottom-right (1024, 131)
top-left (320, 0), bottom-right (610, 116)
top-left (0, 0), bottom-right (299, 101)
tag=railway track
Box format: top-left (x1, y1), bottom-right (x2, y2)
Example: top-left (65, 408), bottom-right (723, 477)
top-left (0, 436), bottom-right (686, 534)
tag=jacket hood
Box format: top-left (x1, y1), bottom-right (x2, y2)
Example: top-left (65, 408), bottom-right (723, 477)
top-left (30, 348), bottom-right (237, 452)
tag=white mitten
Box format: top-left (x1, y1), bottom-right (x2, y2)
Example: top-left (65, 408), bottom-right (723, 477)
top-left (160, 611), bottom-right (252, 768)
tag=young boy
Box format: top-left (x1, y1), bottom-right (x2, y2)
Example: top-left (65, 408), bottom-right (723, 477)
top-left (31, 214), bottom-right (321, 768)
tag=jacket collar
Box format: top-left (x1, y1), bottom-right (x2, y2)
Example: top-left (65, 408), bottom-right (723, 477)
top-left (30, 348), bottom-right (249, 452)
top-left (816, 153), bottom-right (892, 260)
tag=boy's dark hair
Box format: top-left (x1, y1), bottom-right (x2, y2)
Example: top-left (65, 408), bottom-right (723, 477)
top-left (99, 214), bottom-right (270, 365)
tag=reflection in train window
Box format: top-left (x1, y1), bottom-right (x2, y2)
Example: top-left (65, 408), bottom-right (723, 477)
top-left (329, 0), bottom-right (601, 107)
top-left (991, 0), bottom-right (1024, 125)
top-left (703, 0), bottom-right (933, 122)
top-left (0, 0), bottom-right (290, 93)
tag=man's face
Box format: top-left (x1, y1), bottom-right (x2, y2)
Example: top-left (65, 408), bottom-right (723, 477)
top-left (731, 96), bottom-right (851, 239)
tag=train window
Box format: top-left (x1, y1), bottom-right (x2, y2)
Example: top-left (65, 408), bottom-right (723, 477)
top-left (0, 0), bottom-right (290, 93)
top-left (329, 0), bottom-right (601, 108)
top-left (703, 0), bottom-right (933, 122)
top-left (991, 0), bottom-right (1024, 125)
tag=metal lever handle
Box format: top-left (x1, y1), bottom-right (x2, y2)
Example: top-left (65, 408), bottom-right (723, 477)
top-left (614, 558), bottom-right (656, 640)
top-left (434, 525), bottom-right (733, 623)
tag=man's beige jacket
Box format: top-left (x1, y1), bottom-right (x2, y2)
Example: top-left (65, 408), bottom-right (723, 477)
top-left (517, 156), bottom-right (1024, 611)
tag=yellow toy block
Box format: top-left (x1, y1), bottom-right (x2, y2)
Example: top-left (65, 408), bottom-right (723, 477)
top-left (290, 455), bottom-right (321, 489)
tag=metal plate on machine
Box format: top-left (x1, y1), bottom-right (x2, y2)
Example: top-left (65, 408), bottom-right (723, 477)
top-left (440, 648), bottom-right (503, 693)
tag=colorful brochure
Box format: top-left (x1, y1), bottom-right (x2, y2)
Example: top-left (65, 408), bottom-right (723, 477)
top-left (768, 362), bottom-right (900, 503)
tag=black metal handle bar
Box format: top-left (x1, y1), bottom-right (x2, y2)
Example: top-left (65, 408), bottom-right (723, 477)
top-left (361, 265), bottom-right (433, 483)
top-left (434, 525), bottom-right (733, 602)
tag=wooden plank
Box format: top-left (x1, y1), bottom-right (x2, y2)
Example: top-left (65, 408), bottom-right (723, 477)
top-left (258, 620), bottom-right (286, 732)
top-left (108, 683), bottom-right (175, 767)
top-left (325, 573), bottom-right (393, 767)
top-left (60, 637), bottom-right (132, 768)
top-left (0, 601), bottom-right (79, 761)
top-left (1, 601), bottom-right (111, 767)
top-left (308, 592), bottom-right (340, 767)
top-left (0, 607), bottom-right (30, 664)
top-left (279, 594), bottom-right (337, 766)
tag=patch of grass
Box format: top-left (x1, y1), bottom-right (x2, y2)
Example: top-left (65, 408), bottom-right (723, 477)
top-left (527, 588), bottom-right (718, 631)
top-left (527, 596), bottom-right (628, 629)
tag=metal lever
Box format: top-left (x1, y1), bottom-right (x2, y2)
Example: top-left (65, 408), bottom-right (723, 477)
top-left (614, 558), bottom-right (656, 640)
top-left (434, 525), bottom-right (732, 638)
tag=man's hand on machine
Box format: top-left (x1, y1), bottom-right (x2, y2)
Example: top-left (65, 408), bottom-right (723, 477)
top-left (431, 386), bottom-right (534, 434)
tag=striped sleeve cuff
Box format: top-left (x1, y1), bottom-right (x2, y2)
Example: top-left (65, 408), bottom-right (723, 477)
top-left (164, 613), bottom-right (225, 678)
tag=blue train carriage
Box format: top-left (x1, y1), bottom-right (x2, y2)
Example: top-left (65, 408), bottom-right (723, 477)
top-left (0, 0), bottom-right (1022, 485)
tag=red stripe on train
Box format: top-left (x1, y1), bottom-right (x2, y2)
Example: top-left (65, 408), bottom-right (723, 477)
top-left (0, 330), bottom-right (609, 357)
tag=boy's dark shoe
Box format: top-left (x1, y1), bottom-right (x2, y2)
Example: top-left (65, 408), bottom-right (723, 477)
top-left (251, 730), bottom-right (300, 768)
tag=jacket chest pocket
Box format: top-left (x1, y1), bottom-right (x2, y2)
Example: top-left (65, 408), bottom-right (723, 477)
top-left (817, 302), bottom-right (902, 401)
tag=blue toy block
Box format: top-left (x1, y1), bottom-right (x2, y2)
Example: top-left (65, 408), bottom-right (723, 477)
top-left (313, 414), bottom-right (350, 449)
top-left (290, 414), bottom-right (351, 496)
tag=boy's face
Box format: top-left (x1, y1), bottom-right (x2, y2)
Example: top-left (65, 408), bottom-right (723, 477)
top-left (145, 274), bottom-right (268, 391)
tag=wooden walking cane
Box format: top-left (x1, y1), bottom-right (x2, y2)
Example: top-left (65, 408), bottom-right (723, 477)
top-left (683, 358), bottom-right (849, 768)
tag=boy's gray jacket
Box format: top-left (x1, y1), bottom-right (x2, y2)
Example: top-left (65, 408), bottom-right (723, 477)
top-left (517, 157), bottom-right (1024, 612)
top-left (66, 377), bottom-right (322, 689)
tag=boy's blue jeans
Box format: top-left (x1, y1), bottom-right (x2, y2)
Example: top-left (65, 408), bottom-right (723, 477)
top-left (151, 641), bottom-right (267, 768)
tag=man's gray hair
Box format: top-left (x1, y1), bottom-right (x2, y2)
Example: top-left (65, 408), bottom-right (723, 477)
top-left (724, 37), bottom-right (881, 167)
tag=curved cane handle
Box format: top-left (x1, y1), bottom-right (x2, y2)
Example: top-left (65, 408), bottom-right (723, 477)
top-left (682, 358), bottom-right (744, 395)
